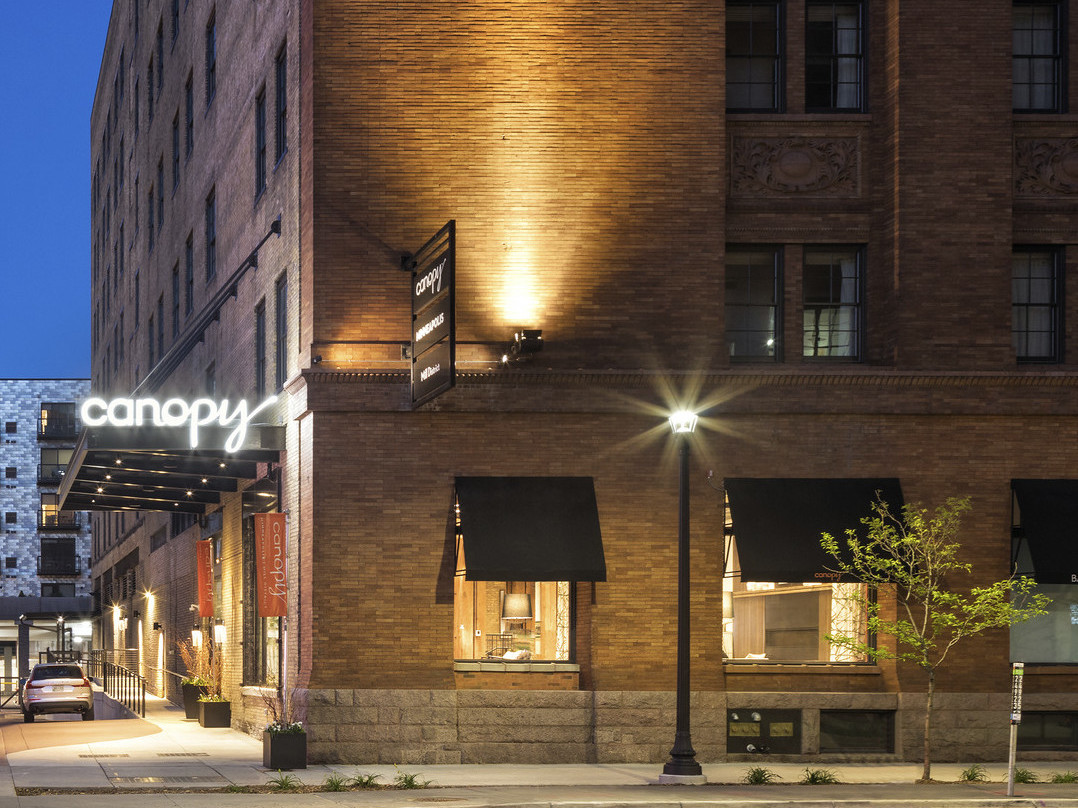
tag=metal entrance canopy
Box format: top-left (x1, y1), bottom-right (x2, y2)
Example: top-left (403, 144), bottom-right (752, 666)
top-left (57, 424), bottom-right (283, 514)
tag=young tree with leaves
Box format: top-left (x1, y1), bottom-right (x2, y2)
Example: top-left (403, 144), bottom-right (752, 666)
top-left (821, 496), bottom-right (1049, 782)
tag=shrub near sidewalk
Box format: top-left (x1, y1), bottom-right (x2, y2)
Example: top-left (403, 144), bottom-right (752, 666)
top-left (742, 767), bottom-right (781, 784)
top-left (393, 766), bottom-right (431, 789)
top-left (261, 769), bottom-right (430, 793)
top-left (349, 773), bottom-right (381, 789)
top-left (800, 768), bottom-right (840, 785)
top-left (959, 764), bottom-right (988, 782)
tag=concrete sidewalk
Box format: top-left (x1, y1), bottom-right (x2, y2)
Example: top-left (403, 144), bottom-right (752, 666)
top-left (0, 692), bottom-right (1076, 806)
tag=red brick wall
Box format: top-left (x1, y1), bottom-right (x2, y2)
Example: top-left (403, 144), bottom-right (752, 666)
top-left (298, 373), bottom-right (1078, 699)
top-left (308, 1), bottom-right (726, 372)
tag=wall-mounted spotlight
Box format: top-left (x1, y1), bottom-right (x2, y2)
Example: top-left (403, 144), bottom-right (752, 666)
top-left (152, 622), bottom-right (162, 631)
top-left (500, 329), bottom-right (543, 365)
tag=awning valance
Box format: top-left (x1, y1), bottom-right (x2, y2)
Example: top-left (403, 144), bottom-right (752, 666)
top-left (1012, 479), bottom-right (1078, 585)
top-left (455, 476), bottom-right (606, 581)
top-left (725, 478), bottom-right (904, 582)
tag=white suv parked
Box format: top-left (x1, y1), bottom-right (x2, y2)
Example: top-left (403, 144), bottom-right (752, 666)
top-left (21, 663), bottom-right (95, 722)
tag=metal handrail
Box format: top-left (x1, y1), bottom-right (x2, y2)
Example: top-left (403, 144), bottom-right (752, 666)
top-left (140, 663), bottom-right (189, 685)
top-left (101, 661), bottom-right (145, 717)
top-left (82, 650), bottom-right (146, 716)
top-left (0, 675), bottom-right (21, 709)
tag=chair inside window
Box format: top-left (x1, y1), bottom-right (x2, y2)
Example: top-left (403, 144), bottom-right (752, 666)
top-left (485, 633), bottom-right (513, 658)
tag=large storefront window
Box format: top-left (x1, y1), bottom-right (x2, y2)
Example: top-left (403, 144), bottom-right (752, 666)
top-left (453, 567), bottom-right (571, 660)
top-left (1011, 480), bottom-right (1078, 663)
top-left (1010, 584), bottom-right (1078, 663)
top-left (724, 536), bottom-right (868, 661)
top-left (724, 477), bottom-right (902, 663)
top-left (452, 476), bottom-right (606, 664)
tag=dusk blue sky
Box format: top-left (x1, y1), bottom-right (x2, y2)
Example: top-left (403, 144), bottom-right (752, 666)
top-left (0, 3), bottom-right (112, 379)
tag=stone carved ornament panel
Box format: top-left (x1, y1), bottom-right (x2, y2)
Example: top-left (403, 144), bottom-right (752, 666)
top-left (730, 136), bottom-right (860, 197)
top-left (1015, 137), bottom-right (1078, 195)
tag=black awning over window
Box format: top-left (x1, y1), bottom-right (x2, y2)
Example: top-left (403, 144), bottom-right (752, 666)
top-left (455, 476), bottom-right (606, 582)
top-left (726, 478), bottom-right (904, 582)
top-left (1012, 479), bottom-right (1078, 585)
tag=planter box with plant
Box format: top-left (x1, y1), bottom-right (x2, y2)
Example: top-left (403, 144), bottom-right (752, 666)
top-left (198, 695), bottom-right (231, 728)
top-left (261, 685), bottom-right (307, 769)
top-left (180, 680), bottom-right (209, 719)
top-left (179, 633), bottom-right (229, 728)
top-left (177, 638), bottom-right (218, 719)
top-left (263, 724), bottom-right (306, 770)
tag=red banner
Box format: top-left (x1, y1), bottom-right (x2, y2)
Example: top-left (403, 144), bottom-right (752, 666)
top-left (254, 513), bottom-right (288, 617)
top-left (196, 540), bottom-right (214, 617)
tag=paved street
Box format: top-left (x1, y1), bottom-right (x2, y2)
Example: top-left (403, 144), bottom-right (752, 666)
top-left (0, 693), bottom-right (1073, 806)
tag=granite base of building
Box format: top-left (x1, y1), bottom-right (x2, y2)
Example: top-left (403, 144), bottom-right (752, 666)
top-left (275, 689), bottom-right (1077, 765)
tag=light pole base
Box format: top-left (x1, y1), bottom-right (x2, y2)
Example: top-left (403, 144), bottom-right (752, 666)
top-left (658, 772), bottom-right (708, 785)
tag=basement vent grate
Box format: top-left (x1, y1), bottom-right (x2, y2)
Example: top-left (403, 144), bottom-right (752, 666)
top-left (156, 752), bottom-right (210, 757)
top-left (78, 754), bottom-right (130, 758)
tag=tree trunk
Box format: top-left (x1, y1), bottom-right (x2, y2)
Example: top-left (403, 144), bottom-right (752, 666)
top-left (922, 669), bottom-right (935, 782)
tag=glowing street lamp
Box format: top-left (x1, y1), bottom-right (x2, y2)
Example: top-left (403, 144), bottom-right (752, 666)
top-left (659, 410), bottom-right (705, 783)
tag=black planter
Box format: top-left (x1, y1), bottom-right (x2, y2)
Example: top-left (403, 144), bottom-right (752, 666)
top-left (181, 683), bottom-right (209, 719)
top-left (198, 700), bottom-right (231, 728)
top-left (263, 730), bottom-right (307, 769)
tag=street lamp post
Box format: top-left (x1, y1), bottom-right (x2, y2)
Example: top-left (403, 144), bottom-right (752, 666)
top-left (659, 411), bottom-right (706, 784)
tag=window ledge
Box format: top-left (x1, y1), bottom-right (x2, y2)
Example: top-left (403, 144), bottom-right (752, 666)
top-left (454, 661), bottom-right (580, 674)
top-left (1023, 664), bottom-right (1078, 674)
top-left (240, 685), bottom-right (277, 697)
top-left (727, 113), bottom-right (872, 124)
top-left (1013, 114), bottom-right (1078, 123)
top-left (724, 662), bottom-right (882, 675)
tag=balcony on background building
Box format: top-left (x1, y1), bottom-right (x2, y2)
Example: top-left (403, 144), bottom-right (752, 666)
top-left (38, 512), bottom-right (82, 531)
top-left (37, 464), bottom-right (66, 486)
top-left (37, 554), bottom-right (82, 576)
top-left (37, 415), bottom-right (78, 441)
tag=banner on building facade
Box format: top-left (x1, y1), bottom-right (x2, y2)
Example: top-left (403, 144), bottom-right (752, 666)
top-left (254, 512), bottom-right (288, 617)
top-left (196, 540), bottom-right (215, 617)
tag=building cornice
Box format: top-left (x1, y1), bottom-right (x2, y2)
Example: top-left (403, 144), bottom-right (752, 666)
top-left (295, 366), bottom-right (1078, 389)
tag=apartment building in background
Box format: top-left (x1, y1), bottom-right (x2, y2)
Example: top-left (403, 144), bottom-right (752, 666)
top-left (73, 0), bottom-right (1078, 764)
top-left (0, 379), bottom-right (93, 669)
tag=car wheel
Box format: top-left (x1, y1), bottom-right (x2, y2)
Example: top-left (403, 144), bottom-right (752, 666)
top-left (82, 707), bottom-right (95, 721)
top-left (22, 711), bottom-right (33, 723)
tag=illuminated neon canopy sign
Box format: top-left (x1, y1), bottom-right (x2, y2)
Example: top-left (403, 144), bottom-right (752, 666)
top-left (80, 395), bottom-right (278, 452)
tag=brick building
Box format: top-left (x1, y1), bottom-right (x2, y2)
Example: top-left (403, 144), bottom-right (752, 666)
top-left (72, 0), bottom-right (1078, 764)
